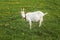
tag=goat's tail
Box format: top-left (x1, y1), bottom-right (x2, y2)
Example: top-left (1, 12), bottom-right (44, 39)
top-left (44, 12), bottom-right (48, 16)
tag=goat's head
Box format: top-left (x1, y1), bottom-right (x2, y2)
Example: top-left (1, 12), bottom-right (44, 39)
top-left (21, 8), bottom-right (26, 20)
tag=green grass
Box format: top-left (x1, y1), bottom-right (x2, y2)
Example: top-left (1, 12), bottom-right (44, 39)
top-left (0, 0), bottom-right (60, 40)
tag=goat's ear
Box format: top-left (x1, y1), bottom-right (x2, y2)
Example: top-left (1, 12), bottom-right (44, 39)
top-left (23, 8), bottom-right (24, 11)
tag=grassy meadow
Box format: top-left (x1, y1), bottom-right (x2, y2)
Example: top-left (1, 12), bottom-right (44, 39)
top-left (0, 0), bottom-right (60, 40)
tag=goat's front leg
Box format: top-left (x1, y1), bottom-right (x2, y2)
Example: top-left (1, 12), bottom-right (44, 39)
top-left (39, 18), bottom-right (43, 27)
top-left (29, 20), bottom-right (32, 30)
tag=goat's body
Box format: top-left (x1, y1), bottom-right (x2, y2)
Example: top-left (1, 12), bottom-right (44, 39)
top-left (26, 11), bottom-right (44, 22)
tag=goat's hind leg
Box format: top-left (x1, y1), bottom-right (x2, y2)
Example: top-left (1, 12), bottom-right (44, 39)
top-left (39, 18), bottom-right (43, 27)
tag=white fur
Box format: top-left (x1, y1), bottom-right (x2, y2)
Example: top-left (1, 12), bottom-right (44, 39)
top-left (21, 8), bottom-right (47, 29)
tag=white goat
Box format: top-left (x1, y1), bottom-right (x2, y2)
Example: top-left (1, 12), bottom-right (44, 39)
top-left (21, 8), bottom-right (47, 29)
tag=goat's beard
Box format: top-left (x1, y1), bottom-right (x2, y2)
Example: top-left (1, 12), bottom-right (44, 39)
top-left (22, 16), bottom-right (26, 20)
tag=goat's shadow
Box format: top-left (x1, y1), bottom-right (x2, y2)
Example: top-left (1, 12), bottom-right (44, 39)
top-left (29, 24), bottom-right (54, 37)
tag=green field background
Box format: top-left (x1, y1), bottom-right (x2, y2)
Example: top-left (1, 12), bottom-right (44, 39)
top-left (0, 0), bottom-right (60, 40)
